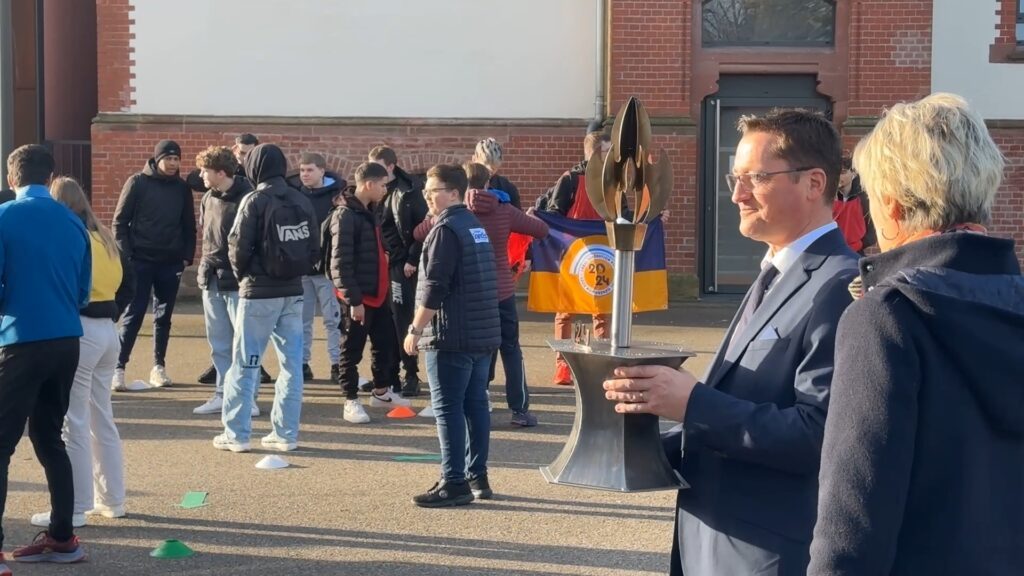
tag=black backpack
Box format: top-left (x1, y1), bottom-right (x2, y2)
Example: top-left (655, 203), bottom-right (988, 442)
top-left (261, 192), bottom-right (314, 279)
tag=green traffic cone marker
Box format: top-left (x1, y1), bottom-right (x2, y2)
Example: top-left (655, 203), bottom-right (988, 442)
top-left (150, 539), bottom-right (194, 559)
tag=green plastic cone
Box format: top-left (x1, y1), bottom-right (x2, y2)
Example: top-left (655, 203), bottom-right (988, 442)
top-left (150, 539), bottom-right (194, 559)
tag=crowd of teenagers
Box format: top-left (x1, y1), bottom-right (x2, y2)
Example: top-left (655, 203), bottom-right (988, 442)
top-left (2, 92), bottom-right (1020, 576)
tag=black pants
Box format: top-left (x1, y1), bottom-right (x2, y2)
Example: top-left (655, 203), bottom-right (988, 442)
top-left (118, 260), bottom-right (184, 368)
top-left (339, 303), bottom-right (399, 399)
top-left (388, 264), bottom-right (419, 381)
top-left (0, 338), bottom-right (80, 548)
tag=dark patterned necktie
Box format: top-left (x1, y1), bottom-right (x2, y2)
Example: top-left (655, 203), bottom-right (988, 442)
top-left (728, 263), bottom-right (780, 353)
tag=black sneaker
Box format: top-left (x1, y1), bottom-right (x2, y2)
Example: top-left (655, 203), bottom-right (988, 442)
top-left (468, 475), bottom-right (492, 500)
top-left (197, 364), bottom-right (216, 384)
top-left (331, 364), bottom-right (342, 385)
top-left (511, 410), bottom-right (538, 427)
top-left (260, 366), bottom-right (273, 384)
top-left (401, 376), bottom-right (422, 397)
top-left (302, 364), bottom-right (314, 381)
top-left (412, 480), bottom-right (474, 508)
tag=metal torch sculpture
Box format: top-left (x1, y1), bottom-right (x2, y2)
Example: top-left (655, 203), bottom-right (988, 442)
top-left (540, 97), bottom-right (695, 492)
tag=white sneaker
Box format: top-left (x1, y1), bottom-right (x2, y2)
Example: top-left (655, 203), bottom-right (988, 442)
top-left (193, 395), bottom-right (223, 415)
top-left (112, 368), bottom-right (127, 392)
top-left (150, 365), bottom-right (172, 388)
top-left (419, 405), bottom-right (436, 418)
top-left (30, 511), bottom-right (86, 528)
top-left (343, 399), bottom-right (371, 424)
top-left (370, 389), bottom-right (411, 408)
top-left (251, 403), bottom-right (260, 417)
top-left (261, 433), bottom-right (297, 452)
top-left (86, 503), bottom-right (126, 519)
top-left (486, 390), bottom-right (494, 413)
top-left (212, 434), bottom-right (250, 453)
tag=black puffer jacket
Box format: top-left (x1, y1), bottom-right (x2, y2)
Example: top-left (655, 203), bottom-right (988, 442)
top-left (198, 175), bottom-right (252, 291)
top-left (328, 193), bottom-right (384, 307)
top-left (809, 232), bottom-right (1024, 576)
top-left (380, 166), bottom-right (428, 268)
top-left (112, 159), bottom-right (197, 264)
top-left (228, 145), bottom-right (319, 300)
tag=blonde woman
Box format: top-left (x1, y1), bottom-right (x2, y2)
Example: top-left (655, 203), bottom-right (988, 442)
top-left (31, 177), bottom-right (131, 528)
top-left (809, 94), bottom-right (1024, 574)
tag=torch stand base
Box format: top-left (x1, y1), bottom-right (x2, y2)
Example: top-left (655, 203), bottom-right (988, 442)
top-left (541, 340), bottom-right (695, 492)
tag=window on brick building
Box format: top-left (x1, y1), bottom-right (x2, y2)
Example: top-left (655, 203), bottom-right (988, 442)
top-left (702, 0), bottom-right (836, 47)
top-left (1018, 0), bottom-right (1023, 44)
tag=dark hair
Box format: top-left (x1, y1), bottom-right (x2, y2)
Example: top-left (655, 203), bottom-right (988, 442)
top-left (738, 109), bottom-right (842, 203)
top-left (368, 145), bottom-right (398, 166)
top-left (299, 152), bottom-right (327, 170)
top-left (6, 144), bottom-right (55, 187)
top-left (427, 164), bottom-right (468, 199)
top-left (235, 133), bottom-right (259, 146)
top-left (195, 145), bottom-right (238, 175)
top-left (462, 162), bottom-right (491, 189)
top-left (354, 161), bottom-right (389, 184)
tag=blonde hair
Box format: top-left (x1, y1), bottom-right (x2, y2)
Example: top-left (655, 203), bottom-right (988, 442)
top-left (50, 176), bottom-right (119, 260)
top-left (853, 92), bottom-right (1004, 233)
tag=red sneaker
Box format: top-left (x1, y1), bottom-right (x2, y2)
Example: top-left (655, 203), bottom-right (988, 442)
top-left (553, 361), bottom-right (573, 386)
top-left (0, 552), bottom-right (12, 576)
top-left (12, 532), bottom-right (85, 564)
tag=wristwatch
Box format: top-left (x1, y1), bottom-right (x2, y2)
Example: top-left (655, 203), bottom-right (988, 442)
top-left (408, 325), bottom-right (423, 336)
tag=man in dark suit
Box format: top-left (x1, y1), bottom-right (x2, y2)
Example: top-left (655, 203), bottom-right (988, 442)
top-left (604, 109), bottom-right (859, 576)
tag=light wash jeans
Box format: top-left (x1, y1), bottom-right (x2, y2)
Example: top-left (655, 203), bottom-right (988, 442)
top-left (302, 275), bottom-right (342, 365)
top-left (202, 277), bottom-right (239, 395)
top-left (222, 295), bottom-right (304, 444)
top-left (64, 316), bottom-right (125, 514)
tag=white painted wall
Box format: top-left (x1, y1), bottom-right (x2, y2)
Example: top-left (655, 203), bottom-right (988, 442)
top-left (932, 0), bottom-right (1024, 119)
top-left (130, 0), bottom-right (598, 118)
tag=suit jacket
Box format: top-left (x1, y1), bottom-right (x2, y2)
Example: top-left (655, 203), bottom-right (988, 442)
top-left (665, 228), bottom-right (858, 576)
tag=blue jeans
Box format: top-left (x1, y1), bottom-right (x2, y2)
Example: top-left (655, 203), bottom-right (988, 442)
top-left (202, 277), bottom-right (239, 396)
top-left (301, 275), bottom-right (342, 365)
top-left (222, 296), bottom-right (303, 444)
top-left (118, 260), bottom-right (184, 369)
top-left (425, 350), bottom-right (491, 483)
top-left (489, 296), bottom-right (529, 412)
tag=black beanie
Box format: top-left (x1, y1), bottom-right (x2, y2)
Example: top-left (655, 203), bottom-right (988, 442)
top-left (153, 140), bottom-right (181, 163)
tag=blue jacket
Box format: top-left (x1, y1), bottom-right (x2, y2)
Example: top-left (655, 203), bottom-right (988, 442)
top-left (0, 185), bottom-right (91, 345)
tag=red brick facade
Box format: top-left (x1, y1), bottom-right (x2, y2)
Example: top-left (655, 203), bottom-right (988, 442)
top-left (990, 0), bottom-right (1022, 62)
top-left (91, 0), bottom-right (1024, 295)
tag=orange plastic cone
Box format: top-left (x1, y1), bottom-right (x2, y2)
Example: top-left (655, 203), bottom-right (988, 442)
top-left (387, 406), bottom-right (417, 419)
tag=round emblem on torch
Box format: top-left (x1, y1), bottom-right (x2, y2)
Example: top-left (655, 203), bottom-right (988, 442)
top-left (566, 237), bottom-right (616, 297)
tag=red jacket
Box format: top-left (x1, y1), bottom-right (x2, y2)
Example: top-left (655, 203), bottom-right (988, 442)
top-left (415, 189), bottom-right (548, 301)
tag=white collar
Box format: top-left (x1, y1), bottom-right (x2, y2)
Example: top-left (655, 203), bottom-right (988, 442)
top-left (761, 222), bottom-right (838, 275)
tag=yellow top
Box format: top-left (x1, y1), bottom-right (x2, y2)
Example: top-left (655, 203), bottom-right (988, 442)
top-left (89, 230), bottom-right (123, 304)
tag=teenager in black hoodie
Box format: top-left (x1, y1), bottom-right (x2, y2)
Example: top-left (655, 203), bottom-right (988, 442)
top-left (112, 140), bottom-right (196, 390)
top-left (286, 153), bottom-right (346, 383)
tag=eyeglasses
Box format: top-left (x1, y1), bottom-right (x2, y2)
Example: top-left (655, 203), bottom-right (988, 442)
top-left (725, 167), bottom-right (815, 191)
top-left (423, 187), bottom-right (453, 196)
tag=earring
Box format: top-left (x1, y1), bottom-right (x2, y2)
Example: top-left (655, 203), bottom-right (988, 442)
top-left (880, 220), bottom-right (900, 241)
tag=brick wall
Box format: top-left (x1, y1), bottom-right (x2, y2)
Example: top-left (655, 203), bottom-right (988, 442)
top-left (96, 0), bottom-right (133, 112)
top-left (847, 0), bottom-right (933, 116)
top-left (609, 0), bottom-right (690, 115)
top-left (991, 131), bottom-right (1024, 264)
top-left (991, 0), bottom-right (1020, 61)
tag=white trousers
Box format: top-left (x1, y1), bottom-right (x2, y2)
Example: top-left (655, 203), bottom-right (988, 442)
top-left (63, 316), bottom-right (126, 513)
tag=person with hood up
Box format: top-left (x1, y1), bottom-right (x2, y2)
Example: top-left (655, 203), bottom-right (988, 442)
top-left (214, 144), bottom-right (319, 453)
top-left (112, 139), bottom-right (197, 391)
top-left (368, 145), bottom-right (428, 397)
top-left (414, 163), bottom-right (548, 427)
top-left (286, 152), bottom-right (346, 384)
top-left (808, 93), bottom-right (1024, 575)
